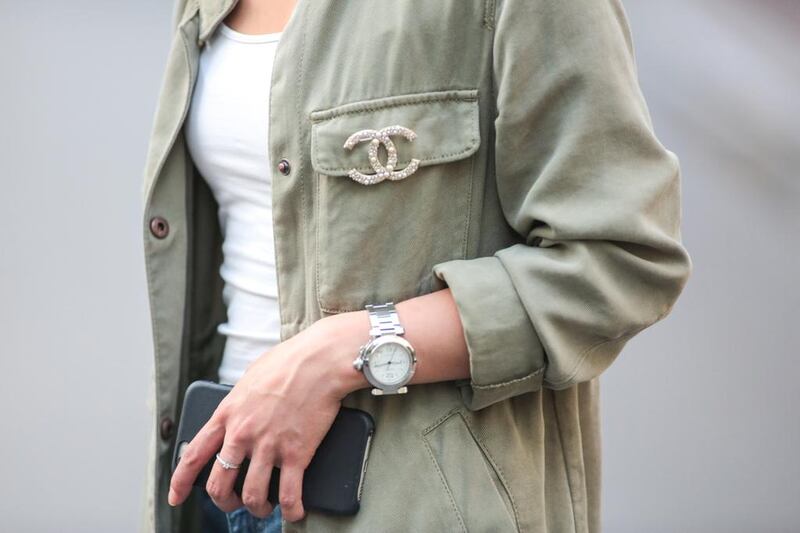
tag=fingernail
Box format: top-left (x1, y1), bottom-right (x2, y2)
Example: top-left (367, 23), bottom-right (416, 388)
top-left (168, 488), bottom-right (176, 506)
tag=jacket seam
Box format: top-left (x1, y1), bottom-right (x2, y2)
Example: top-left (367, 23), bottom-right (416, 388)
top-left (144, 8), bottom-right (197, 442)
top-left (144, 14), bottom-right (198, 533)
top-left (460, 131), bottom-right (476, 259)
top-left (422, 408), bottom-right (519, 531)
top-left (309, 90), bottom-right (479, 121)
top-left (545, 303), bottom-right (673, 388)
top-left (267, 0), bottom-right (283, 339)
top-left (459, 412), bottom-right (521, 530)
top-left (482, 0), bottom-right (496, 30)
top-left (551, 392), bottom-right (581, 533)
top-left (420, 425), bottom-right (467, 532)
top-left (308, 90), bottom-right (480, 174)
top-left (295, 0), bottom-right (309, 332)
top-left (488, 0), bottom-right (498, 121)
top-left (142, 230), bottom-right (164, 530)
top-left (422, 406), bottom-right (463, 435)
top-left (314, 172), bottom-right (323, 313)
top-left (471, 365), bottom-right (544, 390)
top-left (545, 336), bottom-right (626, 389)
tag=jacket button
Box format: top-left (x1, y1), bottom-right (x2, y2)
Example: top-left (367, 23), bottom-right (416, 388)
top-left (160, 416), bottom-right (175, 441)
top-left (149, 216), bottom-right (169, 239)
top-left (277, 159), bottom-right (291, 175)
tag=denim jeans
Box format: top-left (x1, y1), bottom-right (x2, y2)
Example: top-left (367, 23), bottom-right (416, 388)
top-left (196, 486), bottom-right (283, 533)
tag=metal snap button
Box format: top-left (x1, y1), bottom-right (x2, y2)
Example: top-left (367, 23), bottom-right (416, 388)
top-left (277, 158), bottom-right (291, 176)
top-left (149, 216), bottom-right (169, 239)
top-left (160, 416), bottom-right (175, 441)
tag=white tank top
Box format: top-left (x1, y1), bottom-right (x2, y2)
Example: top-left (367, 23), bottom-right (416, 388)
top-left (184, 22), bottom-right (283, 385)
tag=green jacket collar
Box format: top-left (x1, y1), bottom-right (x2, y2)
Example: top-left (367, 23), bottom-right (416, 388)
top-left (197, 0), bottom-right (237, 43)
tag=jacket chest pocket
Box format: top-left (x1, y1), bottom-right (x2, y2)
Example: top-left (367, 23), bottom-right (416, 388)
top-left (309, 89), bottom-right (481, 314)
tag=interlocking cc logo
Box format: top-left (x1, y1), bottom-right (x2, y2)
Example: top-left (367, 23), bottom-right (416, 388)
top-left (342, 125), bottom-right (421, 185)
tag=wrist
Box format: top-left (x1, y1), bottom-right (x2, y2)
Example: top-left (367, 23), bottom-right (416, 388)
top-left (315, 310), bottom-right (372, 397)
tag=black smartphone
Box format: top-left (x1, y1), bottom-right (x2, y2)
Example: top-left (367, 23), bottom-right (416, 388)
top-left (171, 380), bottom-right (375, 516)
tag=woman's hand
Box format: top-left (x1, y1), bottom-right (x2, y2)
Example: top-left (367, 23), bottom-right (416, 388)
top-left (167, 288), bottom-right (471, 523)
top-left (167, 313), bottom-right (370, 522)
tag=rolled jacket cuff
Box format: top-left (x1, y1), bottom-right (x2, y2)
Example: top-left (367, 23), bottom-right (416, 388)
top-left (431, 255), bottom-right (546, 411)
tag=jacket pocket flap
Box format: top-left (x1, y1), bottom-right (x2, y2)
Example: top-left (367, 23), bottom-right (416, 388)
top-left (309, 88), bottom-right (480, 177)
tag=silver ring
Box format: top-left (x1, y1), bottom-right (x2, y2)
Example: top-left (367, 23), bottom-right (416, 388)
top-left (215, 453), bottom-right (241, 470)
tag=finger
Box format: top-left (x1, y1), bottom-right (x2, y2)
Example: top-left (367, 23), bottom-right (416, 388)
top-left (206, 439), bottom-right (247, 513)
top-left (241, 446), bottom-right (276, 519)
top-left (279, 464), bottom-right (306, 522)
top-left (169, 416), bottom-right (225, 506)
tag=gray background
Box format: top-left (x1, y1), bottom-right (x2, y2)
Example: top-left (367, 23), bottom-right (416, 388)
top-left (0, 1), bottom-right (797, 531)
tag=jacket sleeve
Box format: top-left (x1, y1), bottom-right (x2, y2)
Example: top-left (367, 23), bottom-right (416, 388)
top-left (430, 0), bottom-right (693, 411)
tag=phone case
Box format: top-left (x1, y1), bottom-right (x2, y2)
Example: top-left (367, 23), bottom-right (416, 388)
top-left (171, 380), bottom-right (375, 515)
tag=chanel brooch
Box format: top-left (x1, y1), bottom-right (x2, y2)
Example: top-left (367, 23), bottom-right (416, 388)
top-left (342, 125), bottom-right (421, 185)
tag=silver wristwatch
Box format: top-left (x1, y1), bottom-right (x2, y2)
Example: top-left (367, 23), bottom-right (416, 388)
top-left (353, 302), bottom-right (417, 396)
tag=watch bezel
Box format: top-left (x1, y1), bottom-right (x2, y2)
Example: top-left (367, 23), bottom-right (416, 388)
top-left (360, 335), bottom-right (417, 393)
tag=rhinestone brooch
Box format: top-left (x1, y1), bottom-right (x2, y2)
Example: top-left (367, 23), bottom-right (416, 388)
top-left (342, 125), bottom-right (421, 185)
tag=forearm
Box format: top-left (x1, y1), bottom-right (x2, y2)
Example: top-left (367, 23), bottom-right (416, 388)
top-left (318, 288), bottom-right (471, 396)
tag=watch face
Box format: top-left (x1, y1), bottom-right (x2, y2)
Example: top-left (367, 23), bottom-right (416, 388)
top-left (368, 341), bottom-right (413, 386)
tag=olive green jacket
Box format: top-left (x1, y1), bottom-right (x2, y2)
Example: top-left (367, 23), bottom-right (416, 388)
top-left (139, 0), bottom-right (692, 531)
